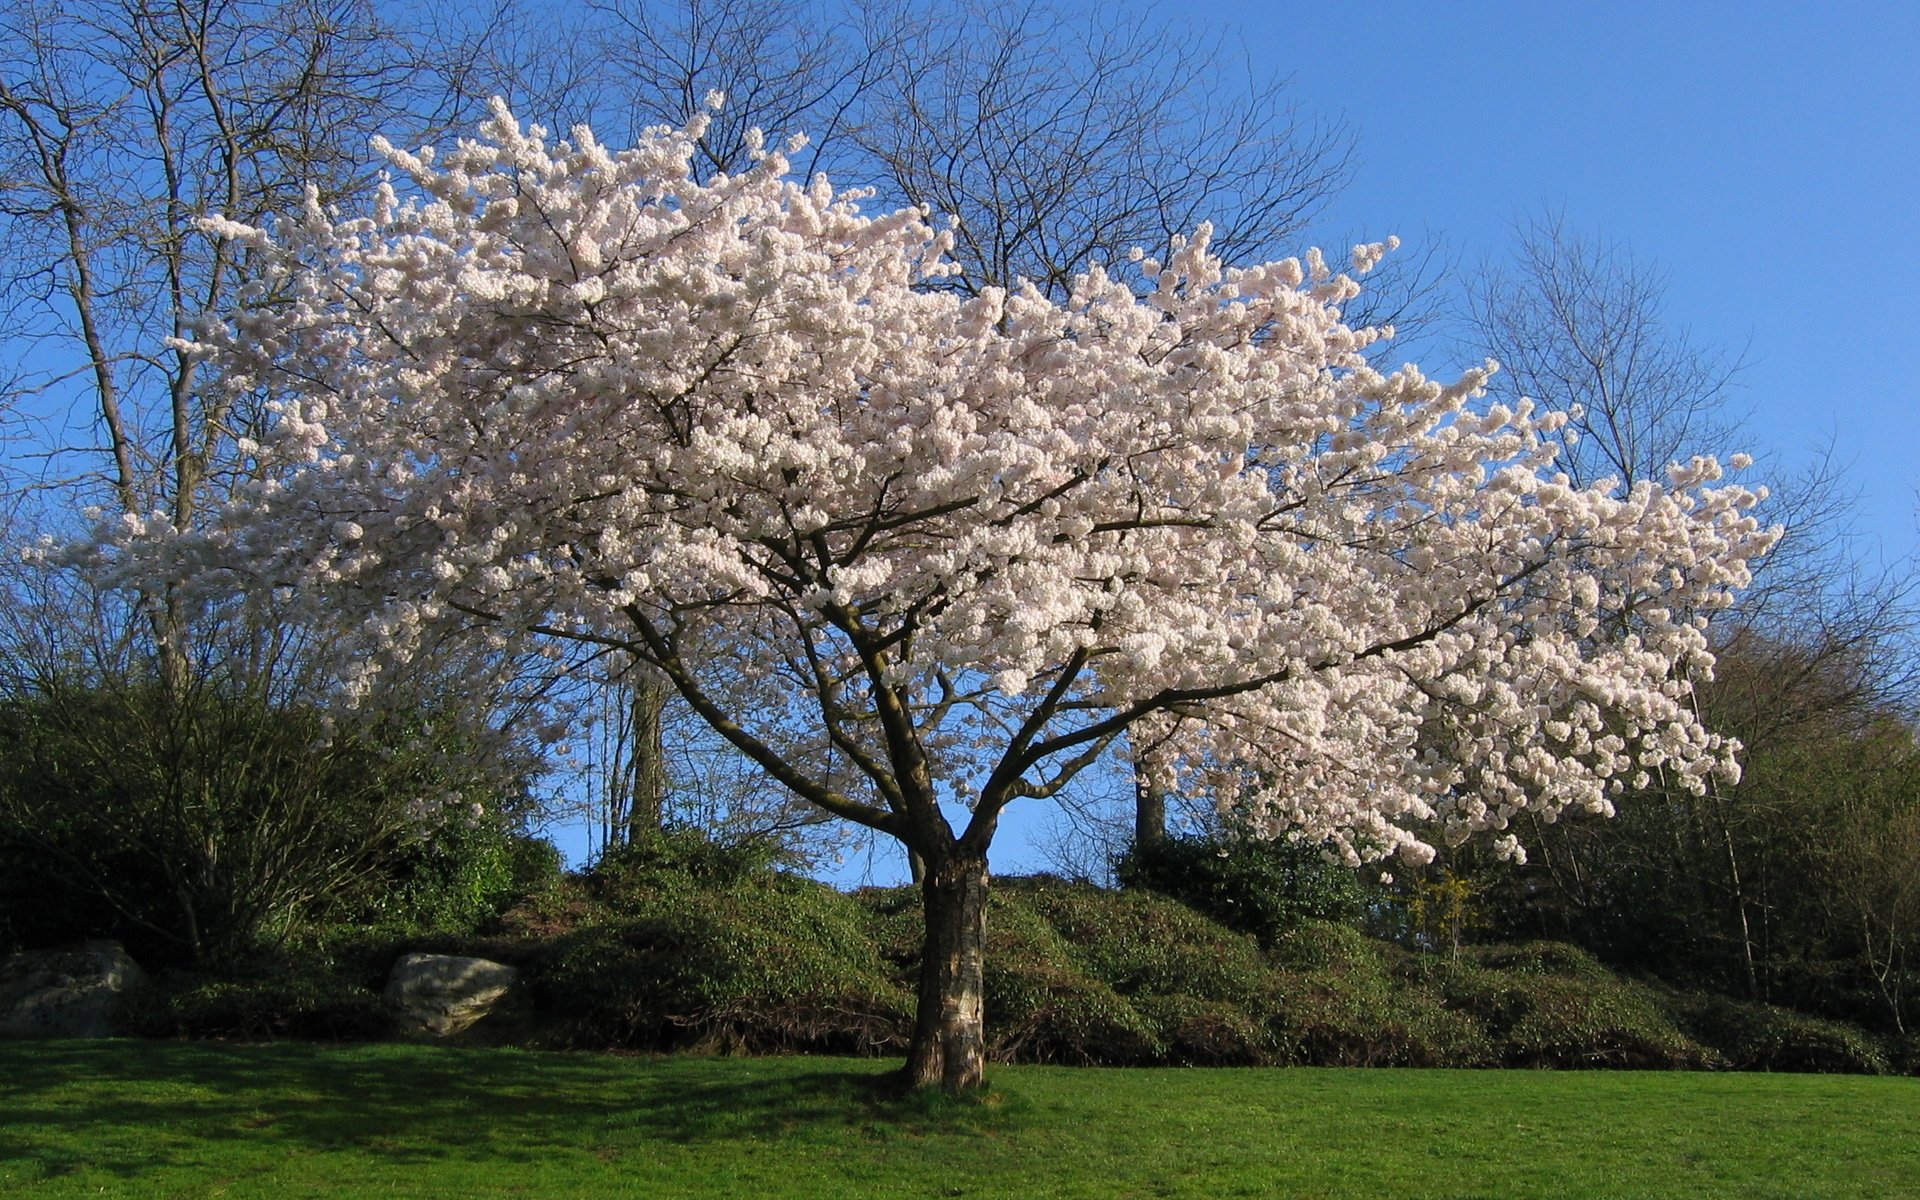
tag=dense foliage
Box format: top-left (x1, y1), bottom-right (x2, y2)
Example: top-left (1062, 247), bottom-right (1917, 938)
top-left (1116, 833), bottom-right (1364, 947)
top-left (78, 836), bottom-right (1900, 1075)
top-left (1439, 630), bottom-right (1920, 1038)
top-left (0, 682), bottom-right (542, 966)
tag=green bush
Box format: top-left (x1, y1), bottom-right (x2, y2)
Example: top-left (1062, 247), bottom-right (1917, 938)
top-left (90, 814), bottom-right (1905, 1076)
top-left (1435, 952), bottom-right (1706, 1069)
top-left (1891, 1032), bottom-right (1920, 1076)
top-left (0, 826), bottom-right (143, 959)
top-left (1269, 919), bottom-right (1386, 971)
top-left (1265, 927), bottom-right (1490, 1067)
top-left (851, 885), bottom-right (924, 967)
top-left (586, 830), bottom-right (785, 903)
top-left (530, 870), bottom-right (909, 1054)
top-left (0, 683), bottom-right (536, 966)
top-left (1667, 990), bottom-right (1891, 1074)
top-left (126, 960), bottom-right (397, 1042)
top-left (355, 826), bottom-right (565, 937)
top-left (1131, 993), bottom-right (1272, 1065)
top-left (1016, 880), bottom-right (1273, 1010)
top-left (495, 871), bottom-right (602, 940)
top-left (978, 889), bottom-right (1162, 1064)
top-left (1267, 979), bottom-right (1490, 1068)
top-left (1466, 940), bottom-right (1619, 983)
top-left (1116, 835), bottom-right (1363, 946)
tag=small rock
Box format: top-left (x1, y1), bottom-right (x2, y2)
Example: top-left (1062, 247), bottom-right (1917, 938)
top-left (385, 952), bottom-right (520, 1036)
top-left (0, 940), bottom-right (147, 1038)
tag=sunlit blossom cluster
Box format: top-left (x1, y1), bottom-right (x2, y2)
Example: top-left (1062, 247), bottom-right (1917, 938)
top-left (92, 101), bottom-right (1777, 864)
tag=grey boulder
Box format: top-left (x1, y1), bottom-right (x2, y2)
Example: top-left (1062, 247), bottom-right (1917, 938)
top-left (0, 940), bottom-right (147, 1038)
top-left (385, 952), bottom-right (521, 1036)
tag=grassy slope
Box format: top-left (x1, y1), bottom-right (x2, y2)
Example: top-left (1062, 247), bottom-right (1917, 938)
top-left (3, 1041), bottom-right (1917, 1199)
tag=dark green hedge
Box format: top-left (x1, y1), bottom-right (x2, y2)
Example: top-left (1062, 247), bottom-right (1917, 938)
top-left (126, 962), bottom-right (397, 1042)
top-left (78, 834), bottom-right (1902, 1075)
top-left (1666, 990), bottom-right (1891, 1074)
top-left (532, 869), bottom-right (908, 1054)
top-left (1116, 835), bottom-right (1363, 947)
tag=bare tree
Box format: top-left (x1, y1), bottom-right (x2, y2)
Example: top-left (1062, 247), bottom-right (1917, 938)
top-left (583, 0), bottom-right (897, 182)
top-left (1463, 210), bottom-right (1906, 633)
top-left (1465, 210), bottom-right (1744, 491)
top-left (0, 3), bottom-right (571, 937)
top-left (573, 654), bottom-right (846, 860)
top-left (0, 0), bottom-right (509, 683)
top-left (855, 0), bottom-right (1351, 297)
top-left (550, 0), bottom-right (1355, 291)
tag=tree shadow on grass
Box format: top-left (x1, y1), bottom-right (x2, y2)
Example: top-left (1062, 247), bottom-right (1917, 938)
top-left (0, 1041), bottom-right (1024, 1183)
top-left (595, 1058), bottom-right (1029, 1144)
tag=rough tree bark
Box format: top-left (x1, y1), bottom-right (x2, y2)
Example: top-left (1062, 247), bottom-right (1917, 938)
top-left (902, 850), bottom-right (991, 1092)
top-left (1132, 750), bottom-right (1168, 848)
top-left (622, 674), bottom-right (670, 841)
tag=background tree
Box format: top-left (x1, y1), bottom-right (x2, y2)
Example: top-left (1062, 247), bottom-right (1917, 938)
top-left (0, 540), bottom-right (545, 964)
top-left (0, 0), bottom-right (584, 961)
top-left (0, 0), bottom-right (527, 703)
top-left (1465, 210), bottom-right (1741, 492)
top-left (576, 655), bottom-right (845, 861)
top-left (1455, 210), bottom-right (1920, 1024)
top-left (0, 0), bottom-right (497, 542)
top-left (1801, 719), bottom-right (1920, 1033)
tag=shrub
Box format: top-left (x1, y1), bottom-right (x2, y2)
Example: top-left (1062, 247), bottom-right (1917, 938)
top-left (1131, 993), bottom-right (1273, 1065)
top-left (1015, 880), bottom-right (1274, 1010)
top-left (530, 871), bottom-right (909, 1054)
top-left (1116, 835), bottom-right (1363, 946)
top-left (1467, 940), bottom-right (1618, 983)
top-left (127, 958), bottom-right (397, 1042)
top-left (1891, 1032), bottom-right (1920, 1076)
top-left (0, 683), bottom-right (536, 966)
top-left (1265, 928), bottom-right (1490, 1067)
top-left (1667, 990), bottom-right (1892, 1074)
top-left (586, 829), bottom-right (786, 903)
top-left (1434, 951), bottom-right (1706, 1069)
top-left (355, 826), bottom-right (565, 937)
top-left (1267, 979), bottom-right (1490, 1068)
top-left (1269, 919), bottom-right (1386, 971)
top-left (852, 885), bottom-right (924, 967)
top-left (978, 889), bottom-right (1162, 1064)
top-left (493, 876), bottom-right (598, 940)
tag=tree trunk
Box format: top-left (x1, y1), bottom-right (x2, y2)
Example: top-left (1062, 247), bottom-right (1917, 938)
top-left (902, 852), bottom-right (990, 1092)
top-left (1133, 768), bottom-right (1167, 848)
top-left (1132, 742), bottom-right (1168, 847)
top-left (1709, 797), bottom-right (1760, 1000)
top-left (622, 675), bottom-right (669, 842)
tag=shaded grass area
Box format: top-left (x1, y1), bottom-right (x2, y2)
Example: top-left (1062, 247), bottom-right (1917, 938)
top-left (3, 1041), bottom-right (1917, 1199)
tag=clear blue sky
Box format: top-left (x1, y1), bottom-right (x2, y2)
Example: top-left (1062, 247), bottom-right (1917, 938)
top-left (1211, 0), bottom-right (1919, 558)
top-left (810, 0), bottom-right (1920, 886)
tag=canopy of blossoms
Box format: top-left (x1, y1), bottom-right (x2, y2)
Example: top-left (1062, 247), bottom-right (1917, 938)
top-left (89, 100), bottom-right (1777, 868)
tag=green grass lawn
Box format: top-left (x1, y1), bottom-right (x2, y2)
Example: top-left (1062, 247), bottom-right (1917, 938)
top-left (2, 1042), bottom-right (1915, 1198)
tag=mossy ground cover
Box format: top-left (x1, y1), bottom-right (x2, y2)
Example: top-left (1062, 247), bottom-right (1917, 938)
top-left (4, 1041), bottom-right (1916, 1199)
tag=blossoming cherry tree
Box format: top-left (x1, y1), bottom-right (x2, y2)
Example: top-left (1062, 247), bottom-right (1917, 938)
top-left (124, 103), bottom-right (1775, 1090)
